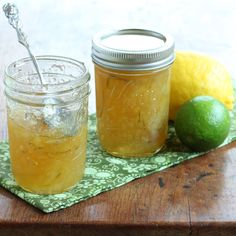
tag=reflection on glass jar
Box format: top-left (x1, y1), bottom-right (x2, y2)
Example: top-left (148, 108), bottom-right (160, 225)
top-left (92, 29), bottom-right (175, 158)
top-left (4, 56), bottom-right (90, 194)
top-left (95, 66), bottom-right (171, 157)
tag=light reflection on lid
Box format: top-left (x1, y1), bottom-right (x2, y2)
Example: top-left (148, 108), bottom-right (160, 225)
top-left (102, 34), bottom-right (165, 51)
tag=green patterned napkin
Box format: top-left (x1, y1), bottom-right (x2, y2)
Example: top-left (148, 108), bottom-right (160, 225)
top-left (0, 107), bottom-right (236, 213)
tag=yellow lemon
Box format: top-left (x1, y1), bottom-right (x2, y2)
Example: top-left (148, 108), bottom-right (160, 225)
top-left (169, 51), bottom-right (234, 120)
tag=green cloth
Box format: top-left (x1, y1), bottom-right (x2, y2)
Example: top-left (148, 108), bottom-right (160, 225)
top-left (0, 106), bottom-right (235, 213)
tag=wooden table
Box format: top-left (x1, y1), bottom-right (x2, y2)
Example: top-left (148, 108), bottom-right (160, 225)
top-left (0, 110), bottom-right (236, 236)
top-left (0, 1), bottom-right (236, 235)
top-left (0, 83), bottom-right (236, 234)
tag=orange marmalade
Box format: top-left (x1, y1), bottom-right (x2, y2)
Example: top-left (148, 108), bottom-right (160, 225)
top-left (95, 65), bottom-right (171, 157)
top-left (92, 29), bottom-right (175, 157)
top-left (5, 56), bottom-right (90, 194)
top-left (8, 116), bottom-right (87, 194)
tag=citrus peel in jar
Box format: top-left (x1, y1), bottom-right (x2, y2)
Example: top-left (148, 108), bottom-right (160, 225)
top-left (95, 65), bottom-right (171, 157)
top-left (92, 29), bottom-right (175, 158)
top-left (5, 56), bottom-right (90, 194)
top-left (8, 116), bottom-right (87, 194)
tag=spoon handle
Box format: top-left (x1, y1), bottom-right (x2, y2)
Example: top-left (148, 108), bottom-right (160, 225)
top-left (3, 3), bottom-right (45, 84)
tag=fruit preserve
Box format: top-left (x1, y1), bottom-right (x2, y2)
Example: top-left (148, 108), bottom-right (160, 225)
top-left (92, 29), bottom-right (175, 157)
top-left (8, 117), bottom-right (87, 194)
top-left (5, 56), bottom-right (90, 194)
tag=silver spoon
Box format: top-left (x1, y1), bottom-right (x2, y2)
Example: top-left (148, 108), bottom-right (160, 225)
top-left (3, 3), bottom-right (45, 84)
top-left (3, 3), bottom-right (79, 136)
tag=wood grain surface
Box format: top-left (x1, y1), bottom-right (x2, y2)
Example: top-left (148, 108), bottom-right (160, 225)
top-left (0, 128), bottom-right (236, 236)
top-left (0, 1), bottom-right (236, 235)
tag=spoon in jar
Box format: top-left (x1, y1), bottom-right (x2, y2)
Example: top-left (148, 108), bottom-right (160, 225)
top-left (3, 3), bottom-right (79, 136)
top-left (3, 3), bottom-right (45, 84)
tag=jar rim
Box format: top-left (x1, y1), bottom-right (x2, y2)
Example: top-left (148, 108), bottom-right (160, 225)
top-left (5, 55), bottom-right (90, 95)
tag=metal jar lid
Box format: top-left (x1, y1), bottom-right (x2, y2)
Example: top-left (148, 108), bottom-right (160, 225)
top-left (92, 28), bottom-right (175, 71)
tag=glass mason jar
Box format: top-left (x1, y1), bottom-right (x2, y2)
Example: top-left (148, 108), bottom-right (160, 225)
top-left (92, 29), bottom-right (175, 158)
top-left (4, 55), bottom-right (90, 194)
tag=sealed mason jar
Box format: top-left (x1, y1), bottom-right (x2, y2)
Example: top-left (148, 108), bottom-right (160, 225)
top-left (4, 56), bottom-right (90, 194)
top-left (92, 29), bottom-right (175, 158)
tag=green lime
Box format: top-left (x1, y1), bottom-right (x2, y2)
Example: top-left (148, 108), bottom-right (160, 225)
top-left (174, 96), bottom-right (231, 152)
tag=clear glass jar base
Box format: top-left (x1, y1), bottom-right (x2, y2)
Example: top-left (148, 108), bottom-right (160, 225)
top-left (14, 176), bottom-right (84, 195)
top-left (103, 145), bottom-right (164, 158)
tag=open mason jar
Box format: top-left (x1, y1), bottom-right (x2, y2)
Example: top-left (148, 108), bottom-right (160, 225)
top-left (4, 55), bottom-right (90, 194)
top-left (92, 29), bottom-right (175, 158)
